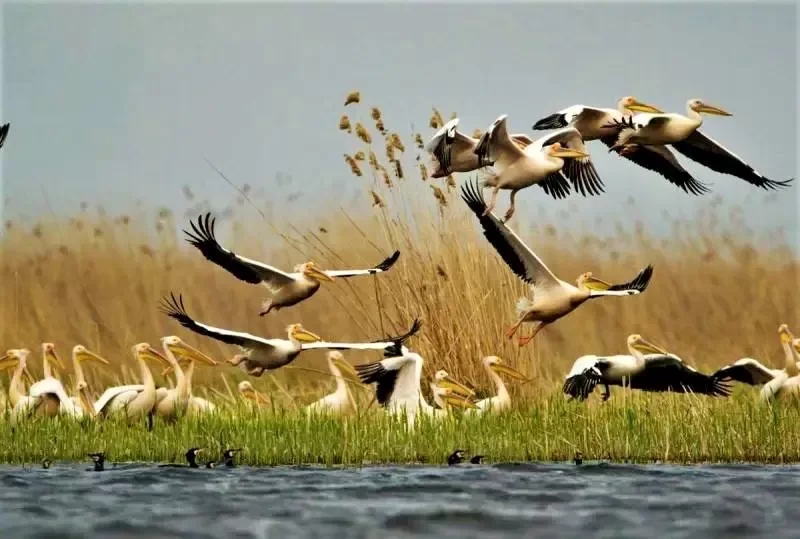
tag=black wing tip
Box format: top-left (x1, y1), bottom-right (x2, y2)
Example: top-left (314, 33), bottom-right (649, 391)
top-left (354, 361), bottom-right (386, 384)
top-left (533, 113), bottom-right (567, 131)
top-left (460, 177), bottom-right (487, 214)
top-left (183, 212), bottom-right (218, 246)
top-left (158, 292), bottom-right (193, 324)
top-left (760, 177), bottom-right (794, 190)
top-left (0, 123), bottom-right (9, 148)
top-left (374, 250), bottom-right (401, 271)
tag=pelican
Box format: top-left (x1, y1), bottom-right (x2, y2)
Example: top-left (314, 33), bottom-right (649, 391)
top-left (425, 117), bottom-right (534, 178)
top-left (563, 334), bottom-right (731, 401)
top-left (430, 383), bottom-right (478, 412)
top-left (712, 325), bottom-right (800, 386)
top-left (2, 348), bottom-right (32, 410)
top-left (154, 336), bottom-right (217, 421)
top-left (759, 326), bottom-right (800, 402)
top-left (532, 96), bottom-right (662, 142)
top-left (432, 370), bottom-right (475, 399)
top-left (304, 351), bottom-right (359, 415)
top-left (160, 292), bottom-right (422, 375)
top-left (0, 123), bottom-right (9, 149)
top-left (608, 99), bottom-right (792, 190)
top-left (93, 343), bottom-right (170, 427)
top-left (162, 354), bottom-right (218, 416)
top-left (461, 179), bottom-right (653, 346)
top-left (474, 115), bottom-right (604, 222)
top-left (34, 343), bottom-right (67, 416)
top-left (464, 356), bottom-right (530, 415)
top-left (238, 380), bottom-right (270, 407)
top-left (355, 347), bottom-right (475, 428)
top-left (184, 213), bottom-right (401, 316)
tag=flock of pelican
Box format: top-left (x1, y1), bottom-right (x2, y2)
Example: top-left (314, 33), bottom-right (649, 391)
top-left (0, 93), bottom-right (796, 431)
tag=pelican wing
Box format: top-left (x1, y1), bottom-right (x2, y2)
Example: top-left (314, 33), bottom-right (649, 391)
top-left (671, 130), bottom-right (793, 190)
top-left (631, 355), bottom-right (731, 396)
top-left (425, 118), bottom-right (479, 173)
top-left (712, 358), bottom-right (778, 386)
top-left (0, 123), bottom-right (9, 149)
top-left (320, 250), bottom-right (401, 278)
top-left (532, 127), bottom-right (604, 196)
top-left (510, 134), bottom-right (534, 148)
top-left (474, 114), bottom-right (526, 169)
top-left (94, 386), bottom-right (143, 415)
top-left (354, 355), bottom-right (413, 406)
top-left (301, 319), bottom-right (422, 351)
top-left (562, 355), bottom-right (603, 400)
top-left (589, 265), bottom-right (654, 295)
top-left (533, 106), bottom-right (610, 131)
top-left (460, 179), bottom-right (561, 289)
top-left (184, 213), bottom-right (296, 291)
top-left (601, 139), bottom-right (711, 196)
top-left (160, 293), bottom-right (280, 352)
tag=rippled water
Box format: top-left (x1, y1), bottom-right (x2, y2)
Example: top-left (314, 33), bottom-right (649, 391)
top-left (2, 462), bottom-right (800, 538)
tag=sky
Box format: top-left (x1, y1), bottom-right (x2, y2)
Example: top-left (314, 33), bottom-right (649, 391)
top-left (1, 2), bottom-right (797, 248)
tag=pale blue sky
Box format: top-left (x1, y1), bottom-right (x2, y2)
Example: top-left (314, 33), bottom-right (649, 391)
top-left (1, 2), bottom-right (797, 247)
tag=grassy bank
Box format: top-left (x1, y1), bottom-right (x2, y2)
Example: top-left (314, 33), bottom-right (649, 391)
top-left (2, 388), bottom-right (800, 466)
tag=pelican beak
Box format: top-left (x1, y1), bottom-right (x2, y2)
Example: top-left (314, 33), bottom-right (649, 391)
top-left (141, 345), bottom-right (170, 368)
top-left (291, 326), bottom-right (323, 343)
top-left (626, 100), bottom-right (663, 113)
top-left (332, 357), bottom-right (359, 379)
top-left (444, 393), bottom-right (479, 410)
top-left (582, 275), bottom-right (613, 291)
top-left (0, 354), bottom-right (19, 371)
top-left (45, 348), bottom-right (66, 371)
top-left (166, 340), bottom-right (217, 366)
top-left (491, 363), bottom-right (531, 382)
top-left (697, 103), bottom-right (732, 116)
top-left (75, 348), bottom-right (111, 366)
top-left (23, 366), bottom-right (35, 385)
top-left (551, 146), bottom-right (589, 159)
top-left (79, 386), bottom-right (95, 416)
top-left (633, 337), bottom-right (668, 355)
top-left (779, 325), bottom-right (794, 345)
top-left (306, 265), bottom-right (335, 282)
top-left (437, 376), bottom-right (475, 398)
top-left (241, 387), bottom-right (270, 406)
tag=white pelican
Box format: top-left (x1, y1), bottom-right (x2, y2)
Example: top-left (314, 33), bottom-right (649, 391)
top-left (355, 347), bottom-right (475, 428)
top-left (563, 334), bottom-right (731, 401)
top-left (93, 343), bottom-right (170, 427)
top-left (461, 180), bottom-right (653, 346)
top-left (464, 356), bottom-right (530, 415)
top-left (712, 326), bottom-right (800, 386)
top-left (184, 213), bottom-right (401, 316)
top-left (430, 383), bottom-right (477, 412)
top-left (160, 292), bottom-right (422, 375)
top-left (162, 355), bottom-right (218, 416)
top-left (432, 370), bottom-right (475, 400)
top-left (608, 99), bottom-right (792, 190)
top-left (425, 117), bottom-right (533, 178)
top-left (0, 123), bottom-right (9, 149)
top-left (474, 115), bottom-right (604, 222)
top-left (154, 335), bottom-right (217, 421)
top-left (759, 327), bottom-right (800, 403)
top-left (532, 96), bottom-right (662, 142)
top-left (238, 380), bottom-right (270, 407)
top-left (2, 348), bottom-right (32, 411)
top-left (33, 343), bottom-right (67, 416)
top-left (304, 351), bottom-right (359, 415)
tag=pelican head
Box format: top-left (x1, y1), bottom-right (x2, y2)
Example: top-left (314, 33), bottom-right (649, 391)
top-left (161, 336), bottom-right (217, 366)
top-left (75, 379), bottom-right (95, 416)
top-left (778, 324), bottom-right (795, 344)
top-left (576, 271), bottom-right (614, 292)
top-left (298, 261), bottom-right (334, 283)
top-left (688, 99), bottom-right (732, 116)
top-left (327, 351), bottom-right (358, 379)
top-left (0, 349), bottom-right (22, 371)
top-left (72, 345), bottom-right (111, 367)
top-left (546, 142), bottom-right (589, 159)
top-left (617, 144), bottom-right (639, 156)
top-left (435, 386), bottom-right (479, 409)
top-left (132, 342), bottom-right (171, 367)
top-left (434, 369), bottom-right (475, 397)
top-left (485, 356), bottom-right (530, 381)
top-left (238, 380), bottom-right (269, 406)
top-left (627, 334), bottom-right (668, 356)
top-left (619, 96), bottom-right (663, 114)
top-left (41, 342), bottom-right (66, 372)
top-left (287, 323), bottom-right (322, 344)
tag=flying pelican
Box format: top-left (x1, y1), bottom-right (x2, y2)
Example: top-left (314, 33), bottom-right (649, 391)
top-left (532, 96), bottom-right (663, 141)
top-left (355, 347), bottom-right (475, 428)
top-left (160, 292), bottom-right (422, 375)
top-left (461, 179), bottom-right (653, 346)
top-left (154, 336), bottom-right (217, 421)
top-left (563, 334), bottom-right (731, 401)
top-left (712, 325), bottom-right (800, 386)
top-left (425, 117), bottom-right (534, 178)
top-left (759, 327), bottom-right (800, 403)
top-left (304, 351), bottom-right (359, 415)
top-left (608, 99), bottom-right (793, 190)
top-left (464, 356), bottom-right (530, 415)
top-left (0, 123), bottom-right (9, 149)
top-left (184, 213), bottom-right (401, 316)
top-left (93, 343), bottom-right (170, 427)
top-left (474, 115), bottom-right (604, 222)
top-left (238, 380), bottom-right (270, 408)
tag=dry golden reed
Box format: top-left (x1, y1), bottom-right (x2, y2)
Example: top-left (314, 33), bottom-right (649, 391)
top-left (355, 122), bottom-right (372, 144)
top-left (344, 91), bottom-right (360, 106)
top-left (339, 115), bottom-right (352, 133)
top-left (414, 133), bottom-right (424, 149)
top-left (343, 154), bottom-right (362, 177)
top-left (419, 162), bottom-right (429, 182)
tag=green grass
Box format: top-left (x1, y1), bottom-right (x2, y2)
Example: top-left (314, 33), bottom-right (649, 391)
top-left (3, 387), bottom-right (800, 466)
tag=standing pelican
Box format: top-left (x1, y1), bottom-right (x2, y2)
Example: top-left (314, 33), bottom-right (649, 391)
top-left (163, 355), bottom-right (218, 416)
top-left (474, 115), bottom-right (605, 222)
top-left (304, 351), bottom-right (359, 415)
top-left (238, 380), bottom-right (270, 408)
top-left (461, 180), bottom-right (653, 346)
top-left (563, 334), bottom-right (731, 401)
top-left (608, 99), bottom-right (792, 190)
top-left (425, 117), bottom-right (534, 178)
top-left (160, 293), bottom-right (422, 375)
top-left (184, 213), bottom-right (401, 316)
top-left (2, 348), bottom-right (32, 410)
top-left (93, 343), bottom-right (170, 427)
top-left (154, 336), bottom-right (217, 421)
top-left (760, 326), bottom-right (800, 402)
top-left (465, 356), bottom-right (530, 415)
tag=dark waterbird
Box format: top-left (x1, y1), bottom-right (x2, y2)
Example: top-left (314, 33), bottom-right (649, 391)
top-left (447, 450), bottom-right (465, 466)
top-left (158, 448), bottom-right (206, 469)
top-left (41, 459), bottom-right (51, 470)
top-left (88, 453), bottom-right (106, 472)
top-left (470, 455), bottom-right (485, 465)
top-left (221, 448), bottom-right (241, 468)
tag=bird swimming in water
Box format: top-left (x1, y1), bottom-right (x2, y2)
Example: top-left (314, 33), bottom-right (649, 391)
top-left (41, 459), bottom-right (51, 469)
top-left (88, 453), bottom-right (105, 472)
top-left (158, 447), bottom-right (205, 469)
top-left (470, 455), bottom-right (484, 464)
top-left (447, 449), bottom-right (465, 466)
top-left (221, 448), bottom-right (241, 468)
top-left (574, 451), bottom-right (584, 466)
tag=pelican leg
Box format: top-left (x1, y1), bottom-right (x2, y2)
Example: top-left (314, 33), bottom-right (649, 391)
top-left (505, 318), bottom-right (523, 340)
top-left (518, 322), bottom-right (544, 347)
top-left (483, 185), bottom-right (501, 217)
top-left (502, 190), bottom-right (519, 223)
top-left (601, 385), bottom-right (611, 402)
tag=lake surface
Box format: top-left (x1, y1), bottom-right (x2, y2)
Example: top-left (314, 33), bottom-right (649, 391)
top-left (1, 462), bottom-right (799, 538)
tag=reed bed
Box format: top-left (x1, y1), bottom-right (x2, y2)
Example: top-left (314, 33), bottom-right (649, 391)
top-left (0, 93), bottom-right (797, 464)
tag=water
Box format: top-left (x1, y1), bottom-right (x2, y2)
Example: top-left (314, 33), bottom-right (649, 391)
top-left (2, 462), bottom-right (799, 538)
